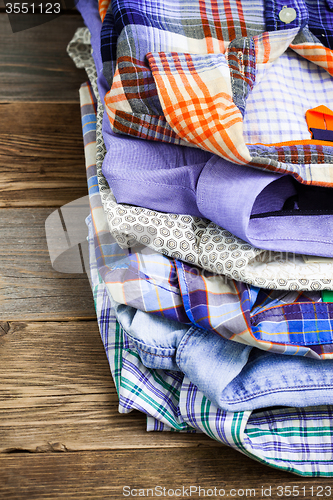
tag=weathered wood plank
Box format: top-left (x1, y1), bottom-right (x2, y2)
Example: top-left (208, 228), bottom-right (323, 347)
top-left (0, 208), bottom-right (96, 320)
top-left (0, 103), bottom-right (88, 206)
top-left (0, 14), bottom-right (86, 101)
top-left (0, 449), bottom-right (328, 500)
top-left (0, 321), bottom-right (218, 452)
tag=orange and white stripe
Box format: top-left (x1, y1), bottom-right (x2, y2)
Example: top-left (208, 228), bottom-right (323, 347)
top-left (147, 52), bottom-right (251, 164)
top-left (290, 43), bottom-right (333, 77)
top-left (98, 0), bottom-right (110, 21)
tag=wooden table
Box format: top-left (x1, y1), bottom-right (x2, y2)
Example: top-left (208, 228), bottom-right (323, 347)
top-left (0, 7), bottom-right (332, 499)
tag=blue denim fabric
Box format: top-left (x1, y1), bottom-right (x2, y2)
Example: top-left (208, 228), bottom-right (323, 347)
top-left (113, 300), bottom-right (252, 395)
top-left (112, 296), bottom-right (333, 412)
top-left (86, 211), bottom-right (333, 411)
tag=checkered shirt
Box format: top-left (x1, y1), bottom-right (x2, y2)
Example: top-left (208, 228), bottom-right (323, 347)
top-left (78, 58), bottom-right (333, 478)
top-left (79, 76), bottom-right (333, 359)
top-left (99, 0), bottom-right (333, 186)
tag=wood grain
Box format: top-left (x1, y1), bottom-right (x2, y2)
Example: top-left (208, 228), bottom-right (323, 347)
top-left (0, 14), bottom-right (86, 101)
top-left (0, 321), bottom-right (219, 452)
top-left (0, 449), bottom-right (329, 500)
top-left (0, 103), bottom-right (88, 206)
top-left (0, 7), bottom-right (330, 494)
top-left (0, 208), bottom-right (96, 320)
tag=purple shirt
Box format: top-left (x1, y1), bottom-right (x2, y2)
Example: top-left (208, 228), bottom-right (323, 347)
top-left (77, 0), bottom-right (333, 257)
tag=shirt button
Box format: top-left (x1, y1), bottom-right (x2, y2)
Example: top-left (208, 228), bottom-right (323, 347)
top-left (279, 6), bottom-right (297, 23)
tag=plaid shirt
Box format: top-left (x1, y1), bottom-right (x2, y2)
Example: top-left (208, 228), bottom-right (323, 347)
top-left (77, 68), bottom-right (333, 359)
top-left (77, 51), bottom-right (333, 477)
top-left (86, 179), bottom-right (333, 478)
top-left (90, 238), bottom-right (333, 478)
top-left (99, 0), bottom-right (333, 186)
top-left (89, 227), bottom-right (333, 478)
top-left (67, 25), bottom-right (333, 295)
top-left (95, 224), bottom-right (333, 359)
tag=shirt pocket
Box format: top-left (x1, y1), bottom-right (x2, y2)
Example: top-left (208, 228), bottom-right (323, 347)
top-left (146, 50), bottom-right (252, 164)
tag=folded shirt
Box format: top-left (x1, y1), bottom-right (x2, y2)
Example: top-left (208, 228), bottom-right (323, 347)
top-left (88, 204), bottom-right (333, 477)
top-left (97, 185), bottom-right (333, 290)
top-left (72, 40), bottom-right (333, 360)
top-left (67, 20), bottom-right (333, 288)
top-left (100, 0), bottom-right (333, 186)
top-left (77, 0), bottom-right (333, 257)
top-left (106, 142), bottom-right (333, 256)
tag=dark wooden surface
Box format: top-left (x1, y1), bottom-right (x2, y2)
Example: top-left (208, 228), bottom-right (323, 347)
top-left (0, 13), bottom-right (86, 100)
top-left (1, 449), bottom-right (329, 500)
top-left (0, 9), bottom-right (331, 500)
top-left (0, 209), bottom-right (95, 319)
top-left (0, 103), bottom-right (88, 206)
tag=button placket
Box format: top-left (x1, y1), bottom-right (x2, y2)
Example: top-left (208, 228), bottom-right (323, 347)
top-left (226, 37), bottom-right (256, 117)
top-left (265, 0), bottom-right (308, 33)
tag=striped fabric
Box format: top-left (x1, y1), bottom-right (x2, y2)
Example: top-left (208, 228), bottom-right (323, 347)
top-left (100, 0), bottom-right (333, 185)
top-left (98, 0), bottom-right (109, 21)
top-left (80, 65), bottom-right (333, 477)
top-left (67, 25), bottom-right (333, 294)
top-left (145, 51), bottom-right (252, 164)
top-left (79, 76), bottom-right (333, 359)
top-left (89, 235), bottom-right (333, 477)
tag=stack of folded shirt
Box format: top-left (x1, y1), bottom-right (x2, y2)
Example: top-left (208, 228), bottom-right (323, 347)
top-left (69, 0), bottom-right (333, 475)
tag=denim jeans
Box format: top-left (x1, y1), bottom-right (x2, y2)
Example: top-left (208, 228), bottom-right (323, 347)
top-left (112, 298), bottom-right (333, 411)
